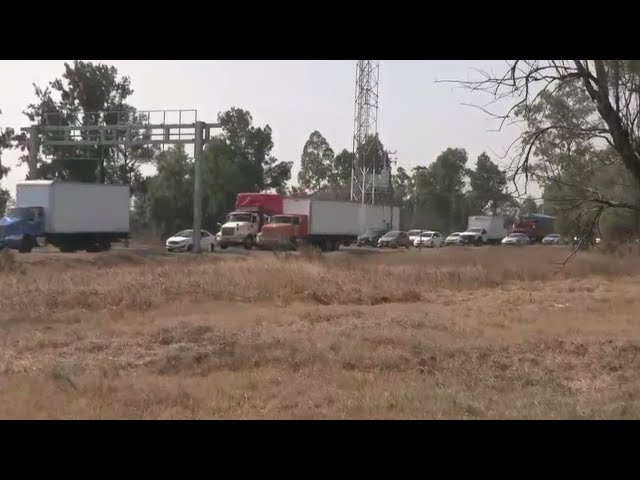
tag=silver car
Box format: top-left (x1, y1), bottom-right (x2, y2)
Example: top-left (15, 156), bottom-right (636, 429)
top-left (501, 232), bottom-right (530, 246)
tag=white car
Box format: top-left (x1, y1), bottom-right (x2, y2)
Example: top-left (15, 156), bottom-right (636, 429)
top-left (407, 229), bottom-right (429, 245)
top-left (501, 232), bottom-right (530, 246)
top-left (444, 232), bottom-right (462, 246)
top-left (166, 229), bottom-right (216, 252)
top-left (413, 231), bottom-right (443, 248)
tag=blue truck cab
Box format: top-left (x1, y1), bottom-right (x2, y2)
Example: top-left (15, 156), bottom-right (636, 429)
top-left (0, 206), bottom-right (46, 252)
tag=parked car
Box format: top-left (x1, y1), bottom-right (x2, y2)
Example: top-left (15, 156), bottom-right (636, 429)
top-left (413, 231), bottom-right (443, 248)
top-left (357, 227), bottom-right (389, 247)
top-left (166, 229), bottom-right (216, 252)
top-left (501, 232), bottom-right (531, 246)
top-left (407, 229), bottom-right (428, 245)
top-left (542, 233), bottom-right (562, 245)
top-left (378, 231), bottom-right (411, 249)
top-left (444, 232), bottom-right (462, 246)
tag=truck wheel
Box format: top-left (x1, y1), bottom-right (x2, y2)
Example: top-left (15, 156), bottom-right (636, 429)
top-left (243, 236), bottom-right (255, 250)
top-left (18, 236), bottom-right (34, 253)
top-left (220, 243), bottom-right (228, 250)
top-left (289, 237), bottom-right (298, 251)
top-left (209, 243), bottom-right (215, 252)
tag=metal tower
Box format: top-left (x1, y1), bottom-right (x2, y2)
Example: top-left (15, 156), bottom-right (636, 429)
top-left (350, 60), bottom-right (387, 204)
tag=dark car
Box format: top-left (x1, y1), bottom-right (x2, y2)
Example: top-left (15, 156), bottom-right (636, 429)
top-left (377, 230), bottom-right (412, 249)
top-left (357, 228), bottom-right (388, 247)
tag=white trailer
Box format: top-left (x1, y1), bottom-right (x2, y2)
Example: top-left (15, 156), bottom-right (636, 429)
top-left (2, 181), bottom-right (130, 253)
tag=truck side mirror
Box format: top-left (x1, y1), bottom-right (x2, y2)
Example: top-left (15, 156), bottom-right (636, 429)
top-left (216, 222), bottom-right (222, 229)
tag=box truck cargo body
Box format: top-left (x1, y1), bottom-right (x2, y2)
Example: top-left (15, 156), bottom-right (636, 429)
top-left (257, 198), bottom-right (400, 251)
top-left (0, 181), bottom-right (129, 253)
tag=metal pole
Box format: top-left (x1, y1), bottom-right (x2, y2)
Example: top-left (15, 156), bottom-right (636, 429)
top-left (27, 126), bottom-right (39, 179)
top-left (192, 121), bottom-right (204, 253)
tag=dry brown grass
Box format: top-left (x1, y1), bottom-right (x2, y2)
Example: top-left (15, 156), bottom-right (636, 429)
top-left (0, 245), bottom-right (639, 419)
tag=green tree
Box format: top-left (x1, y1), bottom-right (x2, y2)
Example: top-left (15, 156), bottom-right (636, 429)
top-left (415, 148), bottom-right (469, 232)
top-left (138, 145), bottom-right (194, 238)
top-left (298, 131), bottom-right (334, 191)
top-left (328, 148), bottom-right (353, 190)
top-left (20, 61), bottom-right (154, 187)
top-left (0, 108), bottom-right (14, 214)
top-left (202, 107), bottom-right (292, 223)
top-left (519, 196), bottom-right (539, 215)
top-left (467, 152), bottom-right (508, 213)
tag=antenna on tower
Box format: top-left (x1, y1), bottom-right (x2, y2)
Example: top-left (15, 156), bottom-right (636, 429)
top-left (350, 60), bottom-right (387, 205)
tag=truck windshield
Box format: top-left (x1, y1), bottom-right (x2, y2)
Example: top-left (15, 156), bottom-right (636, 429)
top-left (4, 207), bottom-right (35, 220)
top-left (228, 213), bottom-right (252, 223)
top-left (271, 216), bottom-right (292, 224)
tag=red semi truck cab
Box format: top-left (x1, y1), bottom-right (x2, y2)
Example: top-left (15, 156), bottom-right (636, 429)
top-left (257, 214), bottom-right (309, 249)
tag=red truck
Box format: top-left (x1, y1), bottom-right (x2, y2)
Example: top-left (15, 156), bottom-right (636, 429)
top-left (511, 213), bottom-right (556, 243)
top-left (216, 193), bottom-right (285, 250)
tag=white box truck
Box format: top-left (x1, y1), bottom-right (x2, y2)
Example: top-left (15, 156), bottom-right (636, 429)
top-left (0, 181), bottom-right (130, 253)
top-left (256, 198), bottom-right (400, 251)
top-left (459, 214), bottom-right (508, 246)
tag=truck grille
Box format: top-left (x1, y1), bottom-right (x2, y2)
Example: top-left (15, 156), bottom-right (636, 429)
top-left (221, 227), bottom-right (236, 236)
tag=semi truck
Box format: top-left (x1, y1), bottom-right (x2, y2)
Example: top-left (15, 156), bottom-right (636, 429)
top-left (256, 198), bottom-right (400, 251)
top-left (216, 193), bottom-right (285, 250)
top-left (512, 213), bottom-right (556, 243)
top-left (459, 215), bottom-right (508, 246)
top-left (0, 180), bottom-right (129, 253)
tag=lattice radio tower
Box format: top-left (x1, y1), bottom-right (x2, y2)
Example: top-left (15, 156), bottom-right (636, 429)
top-left (350, 60), bottom-right (387, 204)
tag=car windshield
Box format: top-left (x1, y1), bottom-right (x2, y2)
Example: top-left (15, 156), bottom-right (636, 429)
top-left (468, 228), bottom-right (483, 233)
top-left (546, 234), bottom-right (560, 238)
top-left (384, 231), bottom-right (400, 238)
top-left (363, 229), bottom-right (385, 236)
top-left (407, 230), bottom-right (423, 236)
top-left (271, 216), bottom-right (292, 224)
top-left (174, 229), bottom-right (193, 237)
top-left (422, 232), bottom-right (434, 237)
top-left (509, 233), bottom-right (525, 238)
top-left (449, 233), bottom-right (460, 237)
top-left (228, 213), bottom-right (252, 223)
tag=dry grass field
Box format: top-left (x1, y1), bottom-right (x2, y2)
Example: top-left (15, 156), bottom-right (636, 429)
top-left (1, 244), bottom-right (639, 419)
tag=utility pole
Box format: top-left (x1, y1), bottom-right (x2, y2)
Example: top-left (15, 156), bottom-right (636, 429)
top-left (192, 121), bottom-right (205, 254)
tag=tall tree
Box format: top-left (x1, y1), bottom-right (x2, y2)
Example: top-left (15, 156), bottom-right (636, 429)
top-left (452, 60), bottom-right (640, 238)
top-left (202, 107), bottom-right (292, 223)
top-left (138, 145), bottom-right (194, 238)
top-left (414, 148), bottom-right (469, 232)
top-left (298, 131), bottom-right (334, 191)
top-left (0, 108), bottom-right (14, 214)
top-left (20, 61), bottom-right (154, 186)
top-left (519, 196), bottom-right (539, 215)
top-left (328, 148), bottom-right (353, 190)
top-left (467, 152), bottom-right (508, 213)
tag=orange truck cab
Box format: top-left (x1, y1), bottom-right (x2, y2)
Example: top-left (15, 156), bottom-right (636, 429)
top-left (257, 214), bottom-right (309, 249)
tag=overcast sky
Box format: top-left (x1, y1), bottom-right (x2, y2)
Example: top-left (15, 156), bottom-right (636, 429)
top-left (0, 60), bottom-right (536, 198)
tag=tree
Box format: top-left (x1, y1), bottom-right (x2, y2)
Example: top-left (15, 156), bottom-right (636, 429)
top-left (328, 149), bottom-right (353, 190)
top-left (19, 61), bottom-right (154, 186)
top-left (137, 145), bottom-right (194, 238)
top-left (298, 131), bottom-right (334, 191)
top-left (467, 152), bottom-right (508, 213)
top-left (414, 148), bottom-right (469, 232)
top-left (0, 108), bottom-right (14, 214)
top-left (202, 107), bottom-right (292, 223)
top-left (451, 60), bottom-right (640, 239)
top-left (519, 196), bottom-right (539, 215)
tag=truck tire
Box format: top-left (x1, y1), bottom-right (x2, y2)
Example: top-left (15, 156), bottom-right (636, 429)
top-left (220, 243), bottom-right (228, 250)
top-left (18, 235), bottom-right (34, 253)
top-left (243, 235), bottom-right (255, 250)
top-left (289, 237), bottom-right (298, 251)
